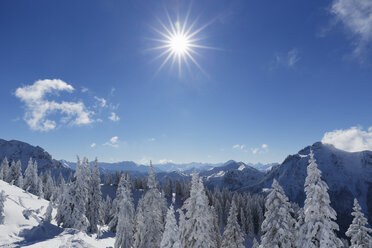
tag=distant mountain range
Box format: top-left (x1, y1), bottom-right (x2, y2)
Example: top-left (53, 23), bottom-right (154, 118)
top-left (1, 138), bottom-right (371, 235)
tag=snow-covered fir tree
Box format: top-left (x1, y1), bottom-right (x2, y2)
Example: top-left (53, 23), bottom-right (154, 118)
top-left (160, 196), bottom-right (180, 248)
top-left (103, 195), bottom-right (112, 225)
top-left (9, 160), bottom-right (22, 186)
top-left (346, 198), bottom-right (372, 248)
top-left (114, 175), bottom-right (135, 248)
top-left (42, 171), bottom-right (55, 201)
top-left (133, 161), bottom-right (167, 248)
top-left (0, 158), bottom-right (9, 182)
top-left (259, 179), bottom-right (296, 248)
top-left (0, 190), bottom-right (5, 224)
top-left (56, 156), bottom-right (89, 231)
top-left (298, 149), bottom-right (342, 248)
top-left (44, 201), bottom-right (53, 223)
top-left (179, 172), bottom-right (218, 248)
top-left (23, 158), bottom-right (39, 195)
top-left (252, 238), bottom-right (259, 248)
top-left (86, 158), bottom-right (102, 233)
top-left (221, 200), bottom-right (245, 248)
top-left (109, 173), bottom-right (131, 232)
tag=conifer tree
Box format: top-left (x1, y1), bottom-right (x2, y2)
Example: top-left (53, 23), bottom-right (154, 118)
top-left (0, 190), bottom-right (5, 224)
top-left (44, 201), bottom-right (53, 223)
top-left (86, 158), bottom-right (102, 233)
top-left (221, 200), bottom-right (245, 248)
top-left (252, 238), bottom-right (259, 248)
top-left (298, 149), bottom-right (342, 248)
top-left (259, 179), bottom-right (296, 248)
top-left (134, 162), bottom-right (167, 248)
top-left (346, 198), bottom-right (372, 248)
top-left (109, 173), bottom-right (131, 232)
top-left (179, 172), bottom-right (218, 248)
top-left (103, 195), bottom-right (112, 225)
top-left (23, 158), bottom-right (39, 195)
top-left (9, 160), bottom-right (22, 186)
top-left (161, 197), bottom-right (180, 248)
top-left (55, 156), bottom-right (89, 231)
top-left (114, 175), bottom-right (135, 248)
top-left (0, 158), bottom-right (9, 182)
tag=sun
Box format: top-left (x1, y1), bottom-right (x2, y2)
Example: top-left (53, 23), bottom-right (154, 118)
top-left (150, 11), bottom-right (212, 75)
top-left (169, 32), bottom-right (190, 55)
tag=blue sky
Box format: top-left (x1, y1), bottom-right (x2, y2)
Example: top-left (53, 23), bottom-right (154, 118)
top-left (1, 0), bottom-right (372, 164)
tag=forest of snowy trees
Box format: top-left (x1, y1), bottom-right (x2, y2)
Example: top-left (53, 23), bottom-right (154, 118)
top-left (0, 150), bottom-right (371, 247)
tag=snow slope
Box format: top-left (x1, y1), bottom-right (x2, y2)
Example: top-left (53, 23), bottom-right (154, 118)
top-left (0, 180), bottom-right (115, 247)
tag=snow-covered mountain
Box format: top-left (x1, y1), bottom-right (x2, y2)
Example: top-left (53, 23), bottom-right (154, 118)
top-left (241, 142), bottom-right (372, 235)
top-left (0, 139), bottom-right (72, 177)
top-left (0, 180), bottom-right (114, 247)
top-left (247, 162), bottom-right (279, 172)
top-left (201, 160), bottom-right (265, 190)
top-left (60, 160), bottom-right (157, 174)
top-left (154, 162), bottom-right (223, 172)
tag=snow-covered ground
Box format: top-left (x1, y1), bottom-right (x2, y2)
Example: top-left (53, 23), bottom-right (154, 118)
top-left (0, 180), bottom-right (115, 247)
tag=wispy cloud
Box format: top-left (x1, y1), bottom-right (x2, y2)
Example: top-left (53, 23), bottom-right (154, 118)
top-left (148, 138), bottom-right (156, 142)
top-left (81, 87), bottom-right (89, 93)
top-left (108, 112), bottom-right (120, 122)
top-left (273, 48), bottom-right (300, 68)
top-left (331, 0), bottom-right (372, 58)
top-left (15, 79), bottom-right (93, 131)
top-left (103, 136), bottom-right (120, 148)
top-left (90, 143), bottom-right (96, 148)
top-left (233, 144), bottom-right (246, 150)
top-left (322, 126), bottom-right (372, 152)
top-left (94, 96), bottom-right (107, 107)
top-left (251, 144), bottom-right (269, 154)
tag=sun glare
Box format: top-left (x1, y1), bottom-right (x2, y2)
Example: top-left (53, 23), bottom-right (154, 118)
top-left (170, 33), bottom-right (189, 55)
top-left (150, 10), bottom-right (213, 75)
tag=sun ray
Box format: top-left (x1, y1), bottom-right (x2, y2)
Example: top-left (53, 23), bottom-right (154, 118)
top-left (150, 9), bottom-right (214, 76)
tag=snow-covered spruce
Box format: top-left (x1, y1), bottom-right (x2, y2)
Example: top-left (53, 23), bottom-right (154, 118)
top-left (160, 198), bottom-right (180, 248)
top-left (23, 158), bottom-right (39, 195)
top-left (9, 160), bottom-right (22, 187)
top-left (259, 179), bottom-right (296, 248)
top-left (114, 174), bottom-right (135, 248)
top-left (0, 157), bottom-right (9, 182)
top-left (86, 158), bottom-right (102, 233)
top-left (44, 200), bottom-right (53, 223)
top-left (133, 162), bottom-right (167, 248)
top-left (346, 198), bottom-right (372, 248)
top-left (221, 200), bottom-right (245, 248)
top-left (0, 190), bottom-right (5, 224)
top-left (298, 149), bottom-right (342, 248)
top-left (179, 172), bottom-right (219, 248)
top-left (56, 156), bottom-right (89, 231)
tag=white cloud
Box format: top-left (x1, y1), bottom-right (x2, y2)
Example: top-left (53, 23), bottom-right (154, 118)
top-left (322, 126), bottom-right (372, 152)
top-left (81, 87), bottom-right (88, 93)
top-left (103, 136), bottom-right (120, 148)
top-left (148, 138), bottom-right (156, 142)
top-left (15, 79), bottom-right (93, 131)
top-left (108, 112), bottom-right (120, 122)
top-left (90, 143), bottom-right (96, 148)
top-left (233, 144), bottom-right (246, 150)
top-left (158, 159), bottom-right (175, 164)
top-left (94, 96), bottom-right (107, 107)
top-left (331, 0), bottom-right (372, 57)
top-left (251, 144), bottom-right (269, 155)
top-left (274, 48), bottom-right (300, 68)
